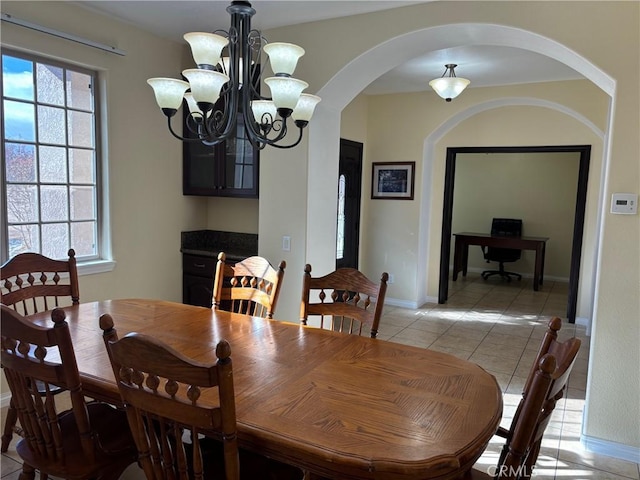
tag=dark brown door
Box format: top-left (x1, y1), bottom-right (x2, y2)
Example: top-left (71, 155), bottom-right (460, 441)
top-left (336, 139), bottom-right (363, 269)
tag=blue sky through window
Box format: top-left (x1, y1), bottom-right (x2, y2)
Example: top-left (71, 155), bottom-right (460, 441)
top-left (2, 54), bottom-right (36, 141)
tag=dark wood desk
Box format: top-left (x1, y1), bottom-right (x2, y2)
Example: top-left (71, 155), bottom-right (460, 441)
top-left (453, 232), bottom-right (549, 291)
top-left (27, 299), bottom-right (502, 480)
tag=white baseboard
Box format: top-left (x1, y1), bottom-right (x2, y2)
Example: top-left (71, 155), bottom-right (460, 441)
top-left (575, 316), bottom-right (589, 327)
top-left (384, 297), bottom-right (420, 309)
top-left (581, 434), bottom-right (640, 463)
top-left (452, 266), bottom-right (570, 283)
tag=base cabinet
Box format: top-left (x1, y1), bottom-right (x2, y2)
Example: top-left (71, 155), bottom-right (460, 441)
top-left (182, 254), bottom-right (217, 308)
top-left (183, 273), bottom-right (214, 308)
top-left (182, 251), bottom-right (245, 308)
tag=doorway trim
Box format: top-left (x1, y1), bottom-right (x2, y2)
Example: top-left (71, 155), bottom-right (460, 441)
top-left (437, 145), bottom-right (591, 323)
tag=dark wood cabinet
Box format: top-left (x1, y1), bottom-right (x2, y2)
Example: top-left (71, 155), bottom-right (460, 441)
top-left (182, 253), bottom-right (217, 308)
top-left (183, 120), bottom-right (259, 197)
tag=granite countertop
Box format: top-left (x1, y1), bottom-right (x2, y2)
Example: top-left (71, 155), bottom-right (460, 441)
top-left (181, 230), bottom-right (258, 260)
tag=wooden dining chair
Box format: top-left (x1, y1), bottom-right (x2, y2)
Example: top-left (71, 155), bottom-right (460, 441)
top-left (100, 314), bottom-right (304, 480)
top-left (213, 252), bottom-right (286, 319)
top-left (300, 264), bottom-right (389, 338)
top-left (0, 305), bottom-right (137, 480)
top-left (1, 249), bottom-right (80, 453)
top-left (465, 317), bottom-right (581, 479)
top-left (1, 249), bottom-right (80, 316)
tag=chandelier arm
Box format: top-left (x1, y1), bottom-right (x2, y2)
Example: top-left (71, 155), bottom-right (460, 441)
top-left (206, 98), bottom-right (236, 138)
top-left (263, 125), bottom-right (304, 149)
top-left (167, 118), bottom-right (224, 145)
top-left (244, 116), bottom-right (304, 149)
top-left (166, 117), bottom-right (188, 141)
top-left (242, 109), bottom-right (291, 147)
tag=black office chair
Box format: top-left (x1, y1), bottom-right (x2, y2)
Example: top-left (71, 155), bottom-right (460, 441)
top-left (481, 218), bottom-right (523, 282)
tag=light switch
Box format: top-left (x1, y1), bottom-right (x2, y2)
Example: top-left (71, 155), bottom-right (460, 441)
top-left (282, 235), bottom-right (291, 251)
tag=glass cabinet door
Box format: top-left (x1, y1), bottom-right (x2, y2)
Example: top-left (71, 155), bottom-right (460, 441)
top-left (183, 117), bottom-right (259, 198)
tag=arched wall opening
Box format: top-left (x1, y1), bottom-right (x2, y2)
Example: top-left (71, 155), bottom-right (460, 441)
top-left (308, 22), bottom-right (614, 327)
top-left (420, 98), bottom-right (605, 326)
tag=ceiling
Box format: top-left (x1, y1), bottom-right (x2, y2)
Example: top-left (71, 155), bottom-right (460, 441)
top-left (75, 0), bottom-right (584, 95)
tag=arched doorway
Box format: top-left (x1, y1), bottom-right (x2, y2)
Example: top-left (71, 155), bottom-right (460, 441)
top-left (310, 23), bottom-right (613, 323)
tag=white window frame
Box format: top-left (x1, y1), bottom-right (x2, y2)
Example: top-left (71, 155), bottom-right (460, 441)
top-left (1, 48), bottom-right (114, 275)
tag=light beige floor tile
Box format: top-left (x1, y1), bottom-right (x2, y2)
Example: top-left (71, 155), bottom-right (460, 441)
top-left (1, 455), bottom-right (22, 477)
top-left (407, 318), bottom-right (454, 334)
top-left (476, 341), bottom-right (527, 360)
top-left (557, 441), bottom-right (640, 479)
top-left (555, 459), bottom-right (639, 479)
top-left (469, 352), bottom-right (519, 376)
top-left (426, 343), bottom-right (474, 360)
top-left (431, 334), bottom-right (483, 352)
top-left (375, 323), bottom-right (405, 338)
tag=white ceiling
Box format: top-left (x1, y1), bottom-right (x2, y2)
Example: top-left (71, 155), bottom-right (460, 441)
top-left (75, 0), bottom-right (584, 95)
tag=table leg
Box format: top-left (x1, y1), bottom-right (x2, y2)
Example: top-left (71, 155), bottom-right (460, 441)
top-left (539, 241), bottom-right (546, 286)
top-left (462, 243), bottom-right (469, 277)
top-left (533, 244), bottom-right (543, 291)
top-left (453, 237), bottom-right (461, 281)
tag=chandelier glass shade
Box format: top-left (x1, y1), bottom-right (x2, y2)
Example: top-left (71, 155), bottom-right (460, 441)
top-left (147, 1), bottom-right (321, 149)
top-left (429, 64), bottom-right (470, 102)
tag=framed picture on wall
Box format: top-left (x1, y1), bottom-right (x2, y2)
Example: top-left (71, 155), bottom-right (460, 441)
top-left (371, 162), bottom-right (415, 200)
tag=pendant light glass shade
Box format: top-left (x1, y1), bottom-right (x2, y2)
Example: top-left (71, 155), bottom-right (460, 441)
top-left (429, 64), bottom-right (470, 102)
top-left (184, 32), bottom-right (228, 67)
top-left (182, 69), bottom-right (230, 104)
top-left (264, 42), bottom-right (305, 75)
top-left (184, 92), bottom-right (203, 116)
top-left (251, 100), bottom-right (277, 124)
top-left (146, 78), bottom-right (190, 109)
top-left (264, 77), bottom-right (308, 110)
top-left (292, 94), bottom-right (322, 122)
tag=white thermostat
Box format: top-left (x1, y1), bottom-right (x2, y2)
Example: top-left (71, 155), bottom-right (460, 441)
top-left (610, 193), bottom-right (638, 214)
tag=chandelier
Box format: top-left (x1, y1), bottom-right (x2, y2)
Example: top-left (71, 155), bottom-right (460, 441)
top-left (147, 1), bottom-right (321, 150)
top-left (429, 64), bottom-right (470, 102)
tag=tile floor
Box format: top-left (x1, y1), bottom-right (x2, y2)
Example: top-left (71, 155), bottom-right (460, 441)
top-left (1, 273), bottom-right (638, 479)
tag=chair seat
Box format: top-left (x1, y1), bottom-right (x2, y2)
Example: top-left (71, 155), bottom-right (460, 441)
top-left (16, 402), bottom-right (137, 480)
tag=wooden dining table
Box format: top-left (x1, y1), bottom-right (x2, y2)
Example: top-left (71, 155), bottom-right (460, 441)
top-left (26, 298), bottom-right (502, 480)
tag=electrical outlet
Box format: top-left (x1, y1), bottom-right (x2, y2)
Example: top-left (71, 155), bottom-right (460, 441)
top-left (388, 273), bottom-right (394, 284)
top-left (282, 235), bottom-right (291, 251)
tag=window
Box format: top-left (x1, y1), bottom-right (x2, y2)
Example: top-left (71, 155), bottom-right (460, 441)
top-left (2, 49), bottom-right (100, 262)
top-left (336, 174), bottom-right (346, 260)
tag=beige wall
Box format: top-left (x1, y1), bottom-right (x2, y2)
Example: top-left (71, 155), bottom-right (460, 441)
top-left (1, 0), bottom-right (638, 459)
top-left (264, 1), bottom-right (639, 455)
top-left (452, 151), bottom-right (580, 279)
top-left (1, 1), bottom-right (209, 301)
top-left (206, 197), bottom-right (259, 234)
top-left (354, 82), bottom-right (605, 317)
